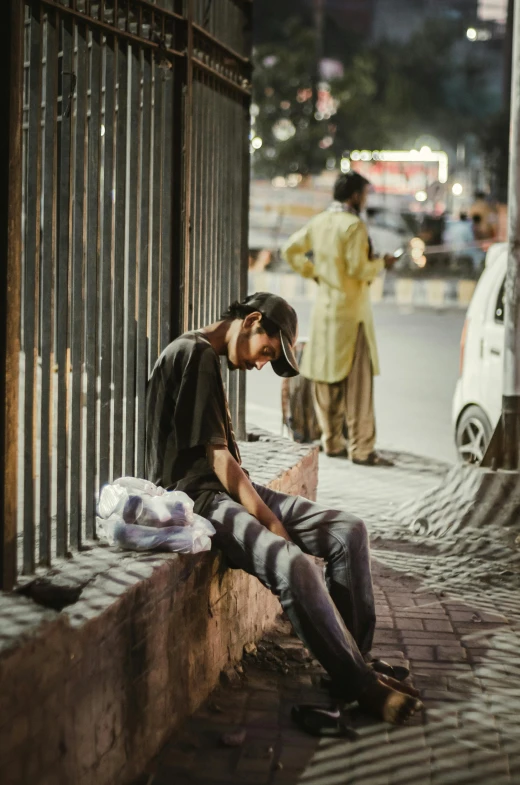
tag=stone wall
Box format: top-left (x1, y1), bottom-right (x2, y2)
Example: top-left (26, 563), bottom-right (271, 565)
top-left (0, 433), bottom-right (318, 785)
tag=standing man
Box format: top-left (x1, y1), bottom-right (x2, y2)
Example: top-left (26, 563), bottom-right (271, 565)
top-left (282, 172), bottom-right (395, 465)
top-left (145, 292), bottom-right (420, 724)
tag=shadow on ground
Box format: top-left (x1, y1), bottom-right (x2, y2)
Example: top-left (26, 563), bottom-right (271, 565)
top-left (135, 548), bottom-right (519, 785)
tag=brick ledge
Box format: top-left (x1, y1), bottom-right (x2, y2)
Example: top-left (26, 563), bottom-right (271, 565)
top-left (0, 432), bottom-right (318, 785)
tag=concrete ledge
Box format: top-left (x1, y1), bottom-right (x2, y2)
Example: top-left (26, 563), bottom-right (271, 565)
top-left (0, 432), bottom-right (318, 785)
top-left (249, 270), bottom-right (476, 309)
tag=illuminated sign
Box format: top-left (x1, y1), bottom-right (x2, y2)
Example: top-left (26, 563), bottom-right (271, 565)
top-left (343, 147), bottom-right (449, 188)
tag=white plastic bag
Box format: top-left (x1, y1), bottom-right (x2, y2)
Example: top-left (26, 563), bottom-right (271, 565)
top-left (98, 477), bottom-right (196, 527)
top-left (96, 477), bottom-right (216, 554)
top-left (96, 515), bottom-right (215, 554)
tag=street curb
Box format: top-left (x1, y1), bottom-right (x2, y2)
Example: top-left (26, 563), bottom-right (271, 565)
top-left (249, 271), bottom-right (476, 309)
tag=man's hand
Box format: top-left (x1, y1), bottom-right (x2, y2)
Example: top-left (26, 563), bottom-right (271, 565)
top-left (207, 445), bottom-right (292, 542)
top-left (264, 518), bottom-right (291, 541)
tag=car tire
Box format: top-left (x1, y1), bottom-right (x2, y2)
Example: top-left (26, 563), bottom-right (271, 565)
top-left (455, 405), bottom-right (493, 465)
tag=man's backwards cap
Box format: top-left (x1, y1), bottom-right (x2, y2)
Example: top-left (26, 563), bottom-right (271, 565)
top-left (243, 292), bottom-right (299, 378)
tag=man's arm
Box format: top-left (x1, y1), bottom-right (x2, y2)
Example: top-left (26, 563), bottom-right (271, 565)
top-left (206, 444), bottom-right (291, 541)
top-left (344, 221), bottom-right (387, 283)
top-left (282, 225), bottom-right (316, 280)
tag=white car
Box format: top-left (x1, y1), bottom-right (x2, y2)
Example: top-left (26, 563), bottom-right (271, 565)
top-left (452, 242), bottom-right (506, 464)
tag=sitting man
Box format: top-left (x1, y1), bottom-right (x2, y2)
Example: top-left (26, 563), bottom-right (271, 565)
top-left (145, 292), bottom-right (421, 723)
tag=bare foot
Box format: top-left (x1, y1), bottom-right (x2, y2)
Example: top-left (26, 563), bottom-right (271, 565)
top-left (358, 679), bottom-right (423, 724)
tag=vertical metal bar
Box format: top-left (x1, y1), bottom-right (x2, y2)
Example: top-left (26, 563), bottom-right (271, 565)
top-left (112, 37), bottom-right (128, 480)
top-left (219, 86), bottom-right (230, 401)
top-left (214, 78), bottom-right (222, 326)
top-left (202, 77), bottom-right (210, 325)
top-left (55, 16), bottom-right (73, 557)
top-left (160, 67), bottom-right (173, 350)
top-left (98, 34), bottom-right (115, 487)
top-left (197, 77), bottom-right (207, 326)
top-left (237, 91), bottom-right (250, 440)
top-left (169, 27), bottom-right (186, 340)
top-left (0, 0), bottom-right (24, 589)
top-left (224, 90), bottom-right (237, 425)
top-left (205, 78), bottom-right (213, 324)
top-left (191, 77), bottom-right (201, 330)
top-left (198, 77), bottom-right (207, 327)
top-left (236, 1), bottom-right (252, 438)
top-left (56, 19), bottom-right (74, 556)
top-left (22, 6), bottom-right (43, 574)
top-left (181, 0), bottom-right (194, 334)
top-left (149, 58), bottom-right (163, 364)
top-left (69, 23), bottom-right (87, 550)
top-left (84, 27), bottom-right (101, 538)
top-left (231, 91), bottom-right (243, 430)
top-left (39, 9), bottom-right (58, 565)
top-left (135, 48), bottom-right (151, 478)
top-left (123, 44), bottom-right (139, 475)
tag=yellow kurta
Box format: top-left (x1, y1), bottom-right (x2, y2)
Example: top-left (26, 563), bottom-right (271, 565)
top-left (282, 209), bottom-right (384, 383)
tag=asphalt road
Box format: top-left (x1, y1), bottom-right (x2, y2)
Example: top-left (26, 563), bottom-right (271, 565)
top-left (246, 301), bottom-right (466, 464)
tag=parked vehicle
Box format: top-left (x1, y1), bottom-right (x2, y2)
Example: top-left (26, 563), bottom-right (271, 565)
top-left (452, 243), bottom-right (506, 464)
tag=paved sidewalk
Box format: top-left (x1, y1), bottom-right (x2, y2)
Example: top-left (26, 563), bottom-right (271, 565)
top-left (137, 452), bottom-right (520, 785)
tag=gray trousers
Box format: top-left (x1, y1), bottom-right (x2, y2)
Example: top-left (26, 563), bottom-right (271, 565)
top-left (312, 324), bottom-right (376, 459)
top-left (205, 482), bottom-right (378, 699)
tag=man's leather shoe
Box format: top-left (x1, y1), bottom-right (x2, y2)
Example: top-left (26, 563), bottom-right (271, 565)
top-left (352, 451), bottom-right (394, 467)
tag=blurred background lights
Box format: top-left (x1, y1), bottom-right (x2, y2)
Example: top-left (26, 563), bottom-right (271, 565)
top-left (415, 190), bottom-right (427, 202)
top-left (319, 135), bottom-right (333, 149)
top-left (287, 173), bottom-right (302, 187)
top-left (340, 158), bottom-right (351, 173)
top-left (452, 182), bottom-right (463, 195)
top-left (466, 27), bottom-right (477, 40)
top-left (272, 118), bottom-right (296, 141)
top-left (251, 137), bottom-right (263, 150)
top-left (410, 237), bottom-right (427, 268)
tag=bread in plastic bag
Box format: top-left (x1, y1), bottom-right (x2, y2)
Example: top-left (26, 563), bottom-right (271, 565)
top-left (98, 477), bottom-right (196, 527)
top-left (96, 477), bottom-right (215, 554)
top-left (96, 515), bottom-right (215, 554)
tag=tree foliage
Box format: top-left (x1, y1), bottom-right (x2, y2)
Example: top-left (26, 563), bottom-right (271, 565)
top-left (252, 19), bottom-right (332, 178)
top-left (251, 14), bottom-right (496, 179)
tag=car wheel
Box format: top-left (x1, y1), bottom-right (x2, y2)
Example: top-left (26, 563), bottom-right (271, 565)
top-left (455, 405), bottom-right (493, 465)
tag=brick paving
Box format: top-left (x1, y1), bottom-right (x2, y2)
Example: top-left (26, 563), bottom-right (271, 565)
top-left (137, 452), bottom-right (520, 785)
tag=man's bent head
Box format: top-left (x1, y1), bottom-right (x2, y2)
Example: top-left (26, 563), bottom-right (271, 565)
top-left (221, 293), bottom-right (299, 377)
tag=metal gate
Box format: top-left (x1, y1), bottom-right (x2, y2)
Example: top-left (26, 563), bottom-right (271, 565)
top-left (0, 0), bottom-right (252, 588)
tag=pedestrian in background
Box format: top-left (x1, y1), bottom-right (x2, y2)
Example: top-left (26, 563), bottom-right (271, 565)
top-left (469, 190), bottom-right (497, 240)
top-left (282, 171), bottom-right (395, 465)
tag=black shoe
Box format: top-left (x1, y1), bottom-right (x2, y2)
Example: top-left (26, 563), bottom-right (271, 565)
top-left (325, 448), bottom-right (349, 458)
top-left (352, 451), bottom-right (394, 467)
top-left (291, 704), bottom-right (359, 738)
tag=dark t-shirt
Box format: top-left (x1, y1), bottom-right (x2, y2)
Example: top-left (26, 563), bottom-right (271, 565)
top-left (145, 331), bottom-right (241, 516)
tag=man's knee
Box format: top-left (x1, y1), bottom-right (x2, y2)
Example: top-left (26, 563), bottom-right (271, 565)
top-left (334, 515), bottom-right (369, 554)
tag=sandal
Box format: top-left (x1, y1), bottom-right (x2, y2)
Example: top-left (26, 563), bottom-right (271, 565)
top-left (370, 658), bottom-right (410, 682)
top-left (352, 452), bottom-right (395, 467)
top-left (291, 704), bottom-right (358, 739)
top-left (319, 659), bottom-right (409, 695)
